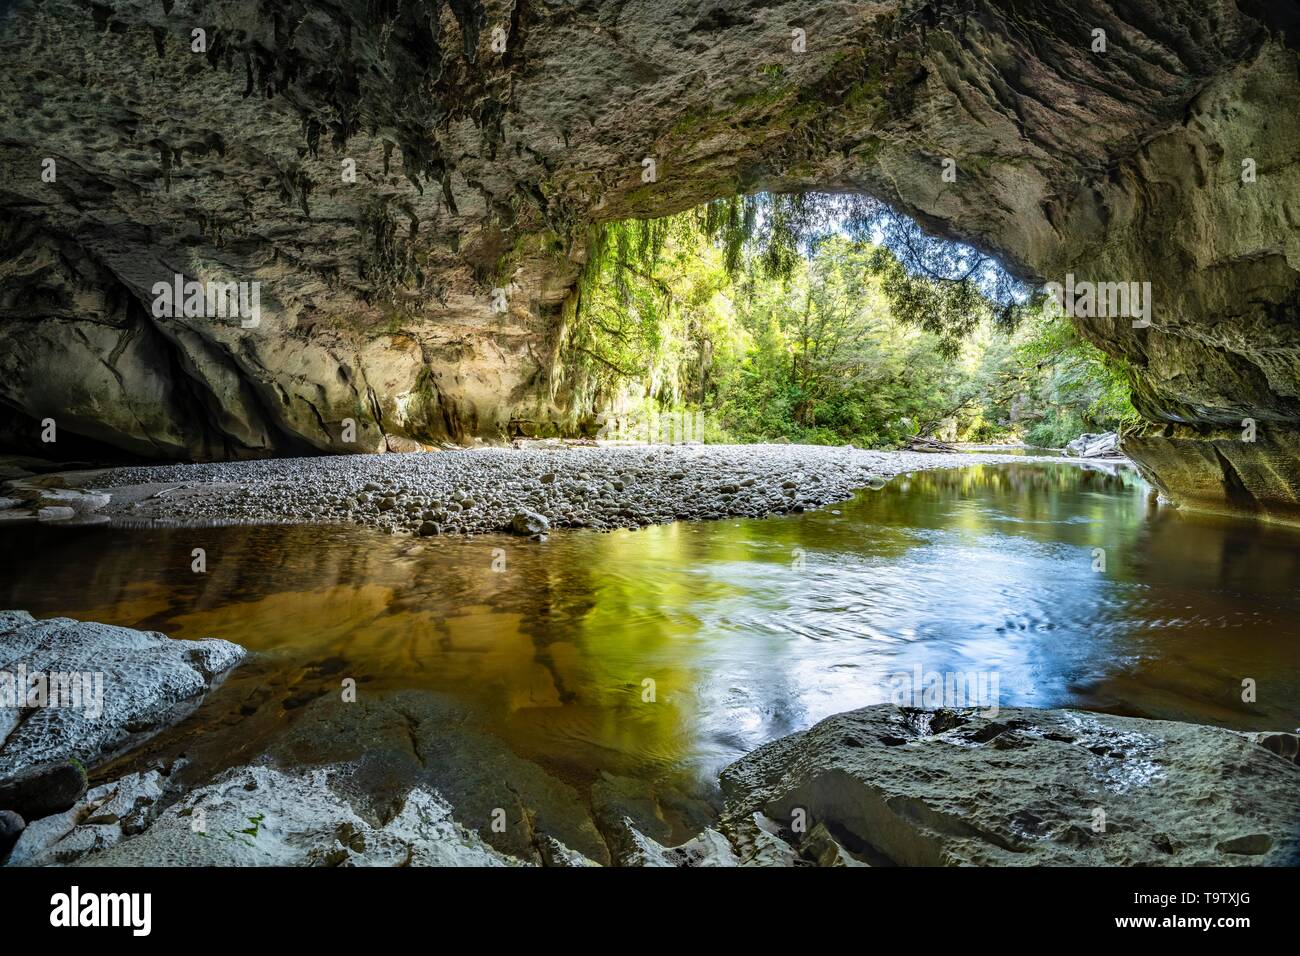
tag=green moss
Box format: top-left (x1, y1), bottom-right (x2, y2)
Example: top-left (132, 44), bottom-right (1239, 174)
top-left (376, 299), bottom-right (419, 333)
top-left (844, 75), bottom-right (887, 113)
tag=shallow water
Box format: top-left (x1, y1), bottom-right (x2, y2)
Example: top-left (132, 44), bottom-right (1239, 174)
top-left (4, 460), bottom-right (1299, 838)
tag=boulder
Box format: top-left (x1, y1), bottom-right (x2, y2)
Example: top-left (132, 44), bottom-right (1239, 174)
top-left (718, 705), bottom-right (1300, 866)
top-left (1064, 432), bottom-right (1120, 458)
top-left (248, 691), bottom-right (611, 865)
top-left (0, 611), bottom-right (246, 778)
top-left (5, 768), bottom-right (168, 867)
top-left (74, 765), bottom-right (532, 868)
top-left (0, 809), bottom-right (22, 859)
top-left (508, 510), bottom-right (550, 536)
top-left (0, 760), bottom-right (87, 820)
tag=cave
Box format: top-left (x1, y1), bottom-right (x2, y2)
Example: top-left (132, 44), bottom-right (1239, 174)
top-left (0, 0), bottom-right (1298, 898)
top-left (1, 0), bottom-right (1297, 517)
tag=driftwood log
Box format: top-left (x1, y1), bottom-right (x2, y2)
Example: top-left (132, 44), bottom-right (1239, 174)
top-left (904, 436), bottom-right (958, 453)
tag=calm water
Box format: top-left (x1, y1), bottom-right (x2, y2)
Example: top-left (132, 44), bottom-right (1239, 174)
top-left (4, 461), bottom-right (1299, 837)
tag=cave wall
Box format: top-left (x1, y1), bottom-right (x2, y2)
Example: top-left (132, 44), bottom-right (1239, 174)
top-left (1, 0), bottom-right (1299, 516)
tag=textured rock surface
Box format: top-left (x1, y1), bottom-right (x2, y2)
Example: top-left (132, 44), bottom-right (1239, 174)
top-left (0, 760), bottom-right (88, 821)
top-left (2, 687), bottom-right (614, 867)
top-left (0, 610), bottom-right (246, 777)
top-left (1064, 432), bottom-right (1119, 459)
top-left (0, 1), bottom-right (1297, 514)
top-left (77, 764), bottom-right (532, 867)
top-left (252, 689), bottom-right (613, 864)
top-left (1124, 430), bottom-right (1300, 522)
top-left (5, 767), bottom-right (169, 867)
top-left (718, 705), bottom-right (1300, 866)
top-left (5, 757), bottom-right (541, 867)
top-left (7, 685), bottom-right (1297, 865)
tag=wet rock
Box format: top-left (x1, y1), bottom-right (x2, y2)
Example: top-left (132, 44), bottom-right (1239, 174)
top-left (0, 760), bottom-right (87, 819)
top-left (1125, 431), bottom-right (1300, 524)
top-left (508, 509), bottom-right (550, 536)
top-left (0, 611), bottom-right (246, 777)
top-left (799, 821), bottom-right (868, 867)
top-left (620, 826), bottom-right (740, 867)
top-left (1249, 731), bottom-right (1300, 766)
top-left (719, 705), bottom-right (1300, 866)
top-left (5, 768), bottom-right (168, 867)
top-left (76, 765), bottom-right (531, 867)
top-left (35, 488), bottom-right (111, 513)
top-left (0, 809), bottom-right (23, 859)
top-left (254, 691), bottom-right (610, 865)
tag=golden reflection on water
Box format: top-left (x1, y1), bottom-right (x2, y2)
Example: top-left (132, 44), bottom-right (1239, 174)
top-left (4, 462), bottom-right (1299, 809)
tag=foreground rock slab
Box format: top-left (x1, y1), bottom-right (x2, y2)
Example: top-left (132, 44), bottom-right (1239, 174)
top-left (0, 611), bottom-right (246, 778)
top-left (78, 764), bottom-right (535, 868)
top-left (719, 706), bottom-right (1300, 866)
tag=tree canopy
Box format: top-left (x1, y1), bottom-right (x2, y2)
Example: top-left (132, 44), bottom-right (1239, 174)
top-left (558, 193), bottom-right (1133, 448)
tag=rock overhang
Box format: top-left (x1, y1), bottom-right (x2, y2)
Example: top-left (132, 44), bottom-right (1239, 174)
top-left (0, 0), bottom-right (1297, 514)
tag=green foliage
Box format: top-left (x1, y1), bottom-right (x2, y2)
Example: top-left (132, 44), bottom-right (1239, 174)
top-left (690, 193), bottom-right (1040, 355)
top-left (560, 215), bottom-right (736, 415)
top-left (1011, 305), bottom-right (1142, 446)
top-left (563, 193), bottom-right (1137, 449)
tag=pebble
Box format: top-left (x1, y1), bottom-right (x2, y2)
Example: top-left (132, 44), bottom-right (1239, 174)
top-left (85, 445), bottom-right (1061, 539)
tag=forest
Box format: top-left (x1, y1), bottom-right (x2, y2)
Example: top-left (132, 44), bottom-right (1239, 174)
top-left (561, 193), bottom-right (1140, 449)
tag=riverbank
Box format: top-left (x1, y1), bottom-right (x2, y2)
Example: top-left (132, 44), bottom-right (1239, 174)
top-left (4, 444), bottom-right (1089, 535)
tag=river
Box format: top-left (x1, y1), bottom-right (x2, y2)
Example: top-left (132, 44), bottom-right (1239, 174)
top-left (4, 459), bottom-right (1298, 843)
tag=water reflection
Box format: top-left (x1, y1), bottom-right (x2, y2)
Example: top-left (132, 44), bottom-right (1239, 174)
top-left (3, 462), bottom-right (1298, 825)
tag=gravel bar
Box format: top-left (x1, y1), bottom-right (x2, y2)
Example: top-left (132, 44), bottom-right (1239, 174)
top-left (79, 444), bottom-right (1075, 537)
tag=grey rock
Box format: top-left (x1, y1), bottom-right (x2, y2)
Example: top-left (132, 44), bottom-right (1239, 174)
top-left (719, 705), bottom-right (1300, 866)
top-left (243, 691), bottom-right (610, 865)
top-left (35, 489), bottom-right (111, 514)
top-left (5, 768), bottom-right (169, 867)
top-left (508, 510), bottom-right (550, 536)
top-left (0, 760), bottom-right (87, 820)
top-left (0, 612), bottom-right (246, 778)
top-left (76, 765), bottom-right (529, 868)
top-left (0, 809), bottom-right (23, 859)
top-left (1065, 432), bottom-right (1120, 458)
